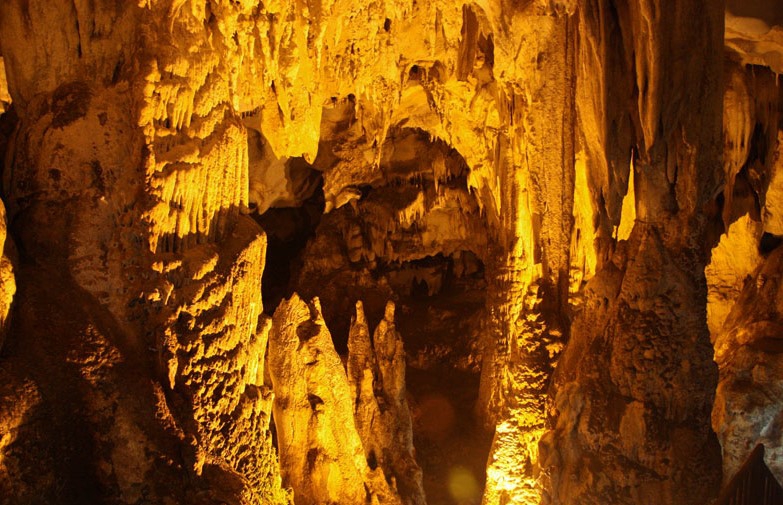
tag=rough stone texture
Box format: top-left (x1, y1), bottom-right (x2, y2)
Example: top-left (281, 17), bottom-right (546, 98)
top-left (543, 1), bottom-right (726, 505)
top-left (712, 247), bottom-right (783, 484)
top-left (706, 48), bottom-right (783, 488)
top-left (0, 57), bottom-right (10, 113)
top-left (268, 294), bottom-right (403, 505)
top-left (0, 57), bottom-right (18, 358)
top-left (0, 199), bottom-right (15, 351)
top-left (483, 282), bottom-right (557, 505)
top-left (0, 260), bottom-right (265, 505)
top-left (708, 58), bottom-right (783, 487)
top-left (725, 0), bottom-right (783, 74)
top-left (0, 1), bottom-right (288, 503)
top-left (350, 301), bottom-right (425, 505)
top-left (154, 218), bottom-right (287, 503)
top-left (764, 130), bottom-right (783, 235)
top-left (706, 214), bottom-right (762, 338)
top-left (545, 228), bottom-right (722, 505)
top-left (347, 301), bottom-right (384, 469)
top-left (0, 0), bottom-right (781, 504)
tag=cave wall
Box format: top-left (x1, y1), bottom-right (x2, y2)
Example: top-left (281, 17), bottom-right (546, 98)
top-left (0, 0), bottom-right (781, 504)
top-left (709, 60), bottom-right (783, 486)
top-left (542, 1), bottom-right (727, 504)
top-left (0, 1), bottom-right (287, 503)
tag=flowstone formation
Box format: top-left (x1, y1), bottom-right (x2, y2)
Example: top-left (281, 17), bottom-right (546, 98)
top-left (0, 1), bottom-right (782, 504)
top-left (268, 295), bottom-right (400, 505)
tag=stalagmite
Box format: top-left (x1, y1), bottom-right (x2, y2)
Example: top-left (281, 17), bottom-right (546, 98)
top-left (368, 302), bottom-right (425, 505)
top-left (347, 301), bottom-right (383, 473)
top-left (268, 294), bottom-right (403, 505)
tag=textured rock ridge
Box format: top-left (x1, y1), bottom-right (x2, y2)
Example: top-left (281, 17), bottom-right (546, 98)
top-left (348, 301), bottom-right (426, 505)
top-left (268, 294), bottom-right (416, 505)
top-left (0, 1), bottom-right (288, 502)
top-left (153, 218), bottom-right (287, 503)
top-left (543, 1), bottom-right (726, 504)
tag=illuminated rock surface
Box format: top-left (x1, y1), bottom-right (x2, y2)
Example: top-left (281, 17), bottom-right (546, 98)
top-left (0, 0), bottom-right (781, 504)
top-left (268, 294), bottom-right (405, 505)
top-left (709, 59), bottom-right (783, 488)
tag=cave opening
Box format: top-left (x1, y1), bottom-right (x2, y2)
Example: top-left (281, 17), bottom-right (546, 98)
top-left (391, 252), bottom-right (491, 505)
top-left (277, 126), bottom-right (494, 504)
top-left (252, 164), bottom-right (325, 315)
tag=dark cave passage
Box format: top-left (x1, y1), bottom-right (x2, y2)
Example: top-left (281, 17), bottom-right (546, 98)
top-left (253, 175), bottom-right (325, 314)
top-left (261, 126), bottom-right (495, 503)
top-left (392, 254), bottom-right (491, 505)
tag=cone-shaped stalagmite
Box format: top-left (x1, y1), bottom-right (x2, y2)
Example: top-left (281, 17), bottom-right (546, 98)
top-left (268, 294), bottom-right (403, 505)
top-left (349, 301), bottom-right (425, 505)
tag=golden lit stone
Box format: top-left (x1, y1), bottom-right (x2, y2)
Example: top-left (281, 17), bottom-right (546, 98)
top-left (615, 156), bottom-right (636, 242)
top-left (0, 1), bottom-right (779, 504)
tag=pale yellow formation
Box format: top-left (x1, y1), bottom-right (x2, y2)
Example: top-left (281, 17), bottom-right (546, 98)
top-left (615, 157), bottom-right (636, 242)
top-left (705, 213), bottom-right (762, 341)
top-left (723, 67), bottom-right (755, 189)
top-left (0, 200), bottom-right (15, 349)
top-left (569, 152), bottom-right (597, 294)
top-left (763, 131), bottom-right (783, 235)
top-left (0, 57), bottom-right (10, 112)
top-left (373, 302), bottom-right (425, 504)
top-left (483, 420), bottom-right (544, 505)
top-left (156, 218), bottom-right (289, 502)
top-left (268, 294), bottom-right (405, 505)
top-left (725, 7), bottom-right (783, 74)
top-left (136, 2), bottom-right (253, 253)
top-left (349, 301), bottom-right (425, 505)
top-left (346, 301), bottom-right (382, 469)
top-left (483, 285), bottom-right (555, 505)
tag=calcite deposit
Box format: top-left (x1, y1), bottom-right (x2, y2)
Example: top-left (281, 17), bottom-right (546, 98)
top-left (268, 295), bottom-right (401, 505)
top-left (0, 0), bottom-right (782, 504)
